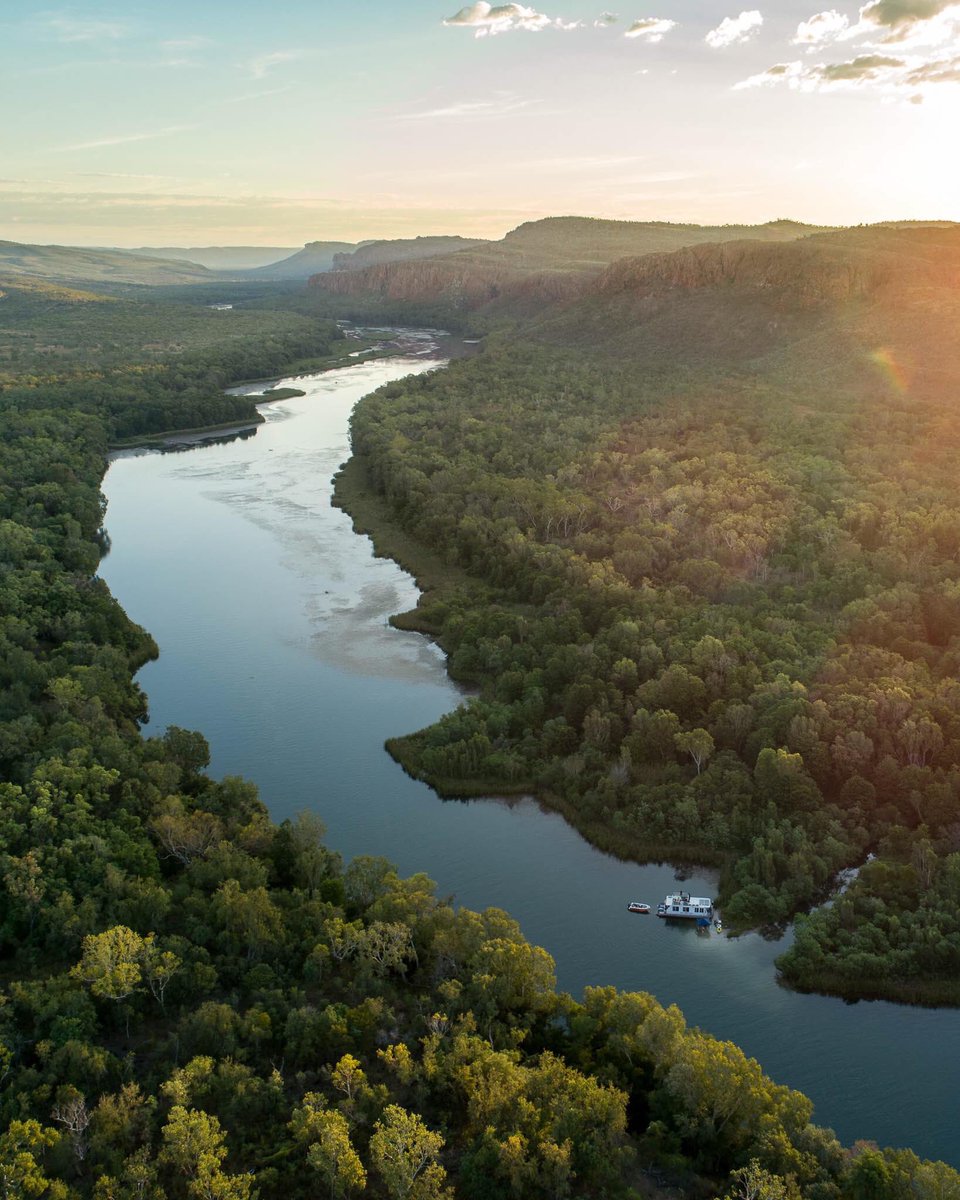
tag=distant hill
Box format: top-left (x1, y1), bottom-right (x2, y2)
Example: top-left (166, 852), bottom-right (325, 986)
top-left (331, 236), bottom-right (489, 272)
top-left (0, 275), bottom-right (107, 305)
top-left (131, 246), bottom-right (299, 271)
top-left (245, 241), bottom-right (359, 280)
top-left (309, 217), bottom-right (832, 320)
top-left (0, 239), bottom-right (215, 286)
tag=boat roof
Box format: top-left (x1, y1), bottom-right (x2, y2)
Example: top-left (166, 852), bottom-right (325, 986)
top-left (663, 893), bottom-right (712, 906)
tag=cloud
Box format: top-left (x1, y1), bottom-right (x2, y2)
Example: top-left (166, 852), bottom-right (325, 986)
top-left (735, 46), bottom-right (960, 94)
top-left (905, 52), bottom-right (960, 79)
top-left (706, 10), bottom-right (764, 46)
top-left (442, 3), bottom-right (579, 35)
top-left (736, 60), bottom-right (805, 87)
top-left (53, 126), bottom-right (195, 152)
top-left (396, 95), bottom-right (544, 119)
top-left (249, 50), bottom-right (301, 78)
top-left (793, 10), bottom-right (850, 45)
top-left (624, 17), bottom-right (677, 41)
top-left (41, 14), bottom-right (128, 42)
top-left (837, 0), bottom-right (960, 46)
top-left (220, 85), bottom-right (295, 105)
top-left (594, 11), bottom-right (618, 24)
top-left (858, 0), bottom-right (955, 30)
top-left (161, 37), bottom-right (211, 51)
top-left (818, 51), bottom-right (906, 77)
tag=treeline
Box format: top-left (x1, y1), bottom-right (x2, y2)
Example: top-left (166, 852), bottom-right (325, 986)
top-left (0, 320), bottom-right (344, 440)
top-left (0, 280), bottom-right (345, 389)
top-left (345, 324), bottom-right (960, 1000)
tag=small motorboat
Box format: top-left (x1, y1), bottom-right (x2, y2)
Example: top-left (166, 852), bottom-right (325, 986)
top-left (627, 901), bottom-right (651, 914)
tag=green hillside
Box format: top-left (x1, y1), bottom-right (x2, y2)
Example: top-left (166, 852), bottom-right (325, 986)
top-left (0, 239), bottom-right (216, 286)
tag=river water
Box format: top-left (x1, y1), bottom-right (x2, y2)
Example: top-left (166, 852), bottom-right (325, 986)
top-left (100, 336), bottom-right (960, 1164)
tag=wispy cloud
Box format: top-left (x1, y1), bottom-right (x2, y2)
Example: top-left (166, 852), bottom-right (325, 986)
top-left (527, 154), bottom-right (643, 169)
top-left (706, 10), bottom-right (764, 47)
top-left (161, 36), bottom-right (211, 52)
top-left (41, 13), bottom-right (129, 42)
top-left (248, 50), bottom-right (302, 78)
top-left (594, 11), bottom-right (618, 25)
top-left (442, 3), bottom-right (581, 36)
top-left (220, 85), bottom-right (295, 105)
top-left (396, 94), bottom-right (544, 119)
top-left (53, 125), bottom-right (195, 152)
top-left (624, 17), bottom-right (677, 41)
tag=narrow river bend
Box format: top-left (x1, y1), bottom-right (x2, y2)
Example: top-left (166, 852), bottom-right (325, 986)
top-left (100, 336), bottom-right (960, 1166)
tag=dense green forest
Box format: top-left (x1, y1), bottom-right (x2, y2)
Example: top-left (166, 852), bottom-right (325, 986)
top-left (340, 225), bottom-right (960, 1004)
top-left (2, 236), bottom-right (960, 1196)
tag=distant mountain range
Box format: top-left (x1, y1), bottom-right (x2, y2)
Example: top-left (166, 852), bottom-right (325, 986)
top-left (4, 217), bottom-right (956, 299)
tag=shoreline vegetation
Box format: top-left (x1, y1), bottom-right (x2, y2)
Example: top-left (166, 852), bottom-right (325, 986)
top-left (335, 448), bottom-right (819, 935)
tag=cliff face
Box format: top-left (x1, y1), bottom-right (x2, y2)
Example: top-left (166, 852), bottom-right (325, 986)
top-left (593, 228), bottom-right (960, 306)
top-left (312, 257), bottom-right (584, 315)
top-left (308, 221), bottom-right (960, 358)
top-left (307, 218), bottom-right (830, 317)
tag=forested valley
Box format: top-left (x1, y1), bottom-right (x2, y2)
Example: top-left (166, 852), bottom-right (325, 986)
top-left (3, 226), bottom-right (960, 1198)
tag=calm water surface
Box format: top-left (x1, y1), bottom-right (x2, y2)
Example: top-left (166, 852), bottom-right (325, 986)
top-left (101, 337), bottom-right (960, 1164)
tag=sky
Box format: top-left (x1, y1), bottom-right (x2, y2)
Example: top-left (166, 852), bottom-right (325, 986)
top-left (0, 0), bottom-right (957, 247)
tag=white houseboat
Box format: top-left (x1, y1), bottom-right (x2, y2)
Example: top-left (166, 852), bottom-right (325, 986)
top-left (656, 892), bottom-right (713, 919)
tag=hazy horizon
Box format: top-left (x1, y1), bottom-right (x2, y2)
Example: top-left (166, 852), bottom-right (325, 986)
top-left (4, 209), bottom-right (958, 252)
top-left (1, 0), bottom-right (957, 246)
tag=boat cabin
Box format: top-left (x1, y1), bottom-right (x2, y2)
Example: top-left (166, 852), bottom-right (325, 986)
top-left (656, 892), bottom-right (713, 919)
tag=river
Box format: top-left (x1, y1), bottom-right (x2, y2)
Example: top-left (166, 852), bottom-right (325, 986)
top-left (100, 333), bottom-right (960, 1165)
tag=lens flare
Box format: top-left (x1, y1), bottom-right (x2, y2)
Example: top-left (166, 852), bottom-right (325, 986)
top-left (869, 346), bottom-right (910, 394)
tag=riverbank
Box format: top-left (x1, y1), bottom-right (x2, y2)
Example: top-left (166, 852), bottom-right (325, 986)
top-left (109, 415), bottom-right (264, 451)
top-left (779, 968), bottom-right (960, 1008)
top-left (334, 450), bottom-right (733, 878)
top-left (331, 454), bottom-right (472, 622)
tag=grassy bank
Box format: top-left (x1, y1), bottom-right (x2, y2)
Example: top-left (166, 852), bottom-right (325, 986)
top-left (335, 451), bottom-right (733, 879)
